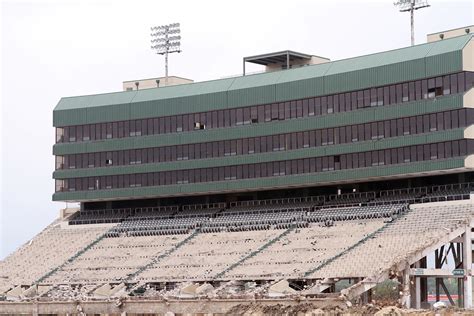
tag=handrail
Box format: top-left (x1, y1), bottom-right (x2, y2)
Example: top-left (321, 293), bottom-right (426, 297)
top-left (69, 181), bottom-right (473, 224)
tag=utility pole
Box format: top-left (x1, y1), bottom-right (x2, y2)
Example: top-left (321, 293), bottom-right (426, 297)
top-left (394, 0), bottom-right (430, 46)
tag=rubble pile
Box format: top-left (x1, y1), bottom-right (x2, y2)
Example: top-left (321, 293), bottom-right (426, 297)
top-left (225, 303), bottom-right (474, 315)
top-left (226, 302), bottom-right (347, 315)
top-left (140, 284), bottom-right (167, 298)
top-left (45, 284), bottom-right (96, 301)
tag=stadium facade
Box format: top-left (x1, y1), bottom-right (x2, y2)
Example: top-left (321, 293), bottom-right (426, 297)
top-left (53, 31), bottom-right (474, 208)
top-left (1, 26), bottom-right (474, 315)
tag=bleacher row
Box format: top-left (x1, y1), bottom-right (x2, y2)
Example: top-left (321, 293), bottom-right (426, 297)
top-left (105, 203), bottom-right (408, 237)
top-left (68, 182), bottom-right (472, 227)
top-left (1, 194), bottom-right (473, 293)
top-left (11, 203), bottom-right (473, 286)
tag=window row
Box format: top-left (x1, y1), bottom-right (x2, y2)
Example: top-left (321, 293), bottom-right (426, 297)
top-left (56, 72), bottom-right (474, 144)
top-left (56, 109), bottom-right (474, 170)
top-left (55, 140), bottom-right (474, 192)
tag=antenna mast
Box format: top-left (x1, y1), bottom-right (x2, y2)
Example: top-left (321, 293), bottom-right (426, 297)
top-left (394, 0), bottom-right (430, 46)
top-left (150, 23), bottom-right (181, 86)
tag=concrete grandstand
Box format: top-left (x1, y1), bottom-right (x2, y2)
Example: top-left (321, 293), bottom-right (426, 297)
top-left (1, 26), bottom-right (474, 315)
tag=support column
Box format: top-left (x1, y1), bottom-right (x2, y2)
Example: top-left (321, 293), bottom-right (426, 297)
top-left (367, 288), bottom-right (373, 304)
top-left (435, 247), bottom-right (444, 302)
top-left (361, 286), bottom-right (369, 304)
top-left (464, 227), bottom-right (472, 308)
top-left (420, 256), bottom-right (428, 307)
top-left (458, 243), bottom-right (463, 307)
top-left (414, 262), bottom-right (421, 309)
top-left (401, 265), bottom-right (411, 308)
top-left (32, 302), bottom-right (39, 316)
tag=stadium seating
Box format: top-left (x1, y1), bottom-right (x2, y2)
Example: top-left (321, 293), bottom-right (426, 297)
top-left (422, 185), bottom-right (471, 203)
top-left (308, 203), bottom-right (474, 279)
top-left (1, 183), bottom-right (472, 297)
top-left (67, 182), bottom-right (473, 230)
top-left (206, 208), bottom-right (305, 231)
top-left (223, 219), bottom-right (386, 280)
top-left (68, 208), bottom-right (135, 225)
top-left (306, 204), bottom-right (408, 222)
top-left (34, 202), bottom-right (410, 285)
top-left (69, 206), bottom-right (179, 225)
top-left (43, 233), bottom-right (191, 284)
top-left (133, 206), bottom-right (179, 218)
top-left (0, 222), bottom-right (108, 290)
top-left (135, 229), bottom-right (284, 282)
top-left (110, 216), bottom-right (207, 236)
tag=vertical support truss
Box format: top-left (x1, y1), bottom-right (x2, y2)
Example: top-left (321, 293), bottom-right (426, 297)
top-left (463, 227), bottom-right (472, 308)
top-left (407, 231), bottom-right (473, 309)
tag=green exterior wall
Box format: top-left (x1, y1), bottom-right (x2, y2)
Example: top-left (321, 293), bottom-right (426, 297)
top-left (52, 93), bottom-right (465, 156)
top-left (52, 158), bottom-right (467, 201)
top-left (51, 34), bottom-right (474, 202)
top-left (53, 128), bottom-right (465, 179)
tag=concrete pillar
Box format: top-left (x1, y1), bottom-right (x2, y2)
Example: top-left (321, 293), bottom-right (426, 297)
top-left (360, 286), bottom-right (372, 304)
top-left (32, 302), bottom-right (39, 316)
top-left (360, 291), bottom-right (368, 304)
top-left (414, 262), bottom-right (421, 309)
top-left (420, 257), bottom-right (428, 306)
top-left (464, 227), bottom-right (472, 308)
top-left (401, 266), bottom-right (411, 308)
top-left (367, 288), bottom-right (373, 303)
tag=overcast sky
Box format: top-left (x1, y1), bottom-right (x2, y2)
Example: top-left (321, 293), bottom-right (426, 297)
top-left (0, 0), bottom-right (472, 260)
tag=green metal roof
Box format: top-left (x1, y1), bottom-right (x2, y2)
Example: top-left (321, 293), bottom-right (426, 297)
top-left (53, 34), bottom-right (473, 126)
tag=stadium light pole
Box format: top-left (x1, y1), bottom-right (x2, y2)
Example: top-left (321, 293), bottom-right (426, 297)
top-left (150, 23), bottom-right (181, 86)
top-left (394, 0), bottom-right (430, 46)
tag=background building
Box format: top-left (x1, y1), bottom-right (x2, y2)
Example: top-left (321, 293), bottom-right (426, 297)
top-left (53, 31), bottom-right (474, 210)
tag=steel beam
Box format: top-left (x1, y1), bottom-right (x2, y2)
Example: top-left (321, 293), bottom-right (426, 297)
top-left (464, 227), bottom-right (473, 308)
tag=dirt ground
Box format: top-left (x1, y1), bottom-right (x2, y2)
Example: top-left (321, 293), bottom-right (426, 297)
top-left (225, 303), bottom-right (474, 315)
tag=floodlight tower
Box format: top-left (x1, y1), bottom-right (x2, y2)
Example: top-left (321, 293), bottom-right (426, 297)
top-left (150, 23), bottom-right (181, 86)
top-left (394, 0), bottom-right (430, 46)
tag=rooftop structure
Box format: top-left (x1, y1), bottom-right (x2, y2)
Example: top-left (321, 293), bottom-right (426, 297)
top-left (427, 25), bottom-right (473, 42)
top-left (242, 50), bottom-right (330, 75)
top-left (122, 76), bottom-right (193, 91)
